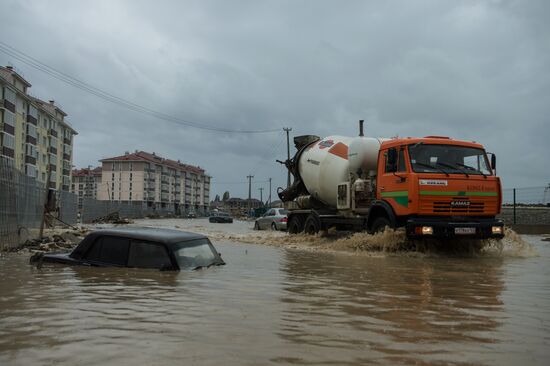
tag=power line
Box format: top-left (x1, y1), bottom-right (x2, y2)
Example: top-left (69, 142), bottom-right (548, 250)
top-left (210, 180), bottom-right (269, 185)
top-left (0, 41), bottom-right (281, 134)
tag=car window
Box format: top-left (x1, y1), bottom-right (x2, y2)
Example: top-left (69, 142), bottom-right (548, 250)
top-left (266, 209), bottom-right (275, 216)
top-left (84, 236), bottom-right (130, 265)
top-left (172, 239), bottom-right (218, 269)
top-left (278, 209), bottom-right (288, 215)
top-left (128, 241), bottom-right (172, 269)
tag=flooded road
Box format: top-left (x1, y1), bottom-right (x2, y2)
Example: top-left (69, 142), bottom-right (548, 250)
top-left (1, 220), bottom-right (549, 365)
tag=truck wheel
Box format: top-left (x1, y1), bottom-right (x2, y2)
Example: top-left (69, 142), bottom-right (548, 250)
top-left (288, 215), bottom-right (305, 234)
top-left (371, 217), bottom-right (391, 234)
top-left (304, 215), bottom-right (321, 235)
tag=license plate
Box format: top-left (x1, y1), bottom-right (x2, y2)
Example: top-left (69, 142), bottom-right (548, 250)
top-left (455, 227), bottom-right (476, 235)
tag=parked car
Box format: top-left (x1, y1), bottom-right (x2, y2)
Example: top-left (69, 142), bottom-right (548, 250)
top-left (209, 212), bottom-right (234, 223)
top-left (254, 208), bottom-right (288, 231)
top-left (31, 228), bottom-right (225, 271)
top-left (187, 212), bottom-right (197, 218)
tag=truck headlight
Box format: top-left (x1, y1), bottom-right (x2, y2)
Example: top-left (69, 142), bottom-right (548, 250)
top-left (422, 226), bottom-right (433, 235)
top-left (492, 226), bottom-right (503, 235)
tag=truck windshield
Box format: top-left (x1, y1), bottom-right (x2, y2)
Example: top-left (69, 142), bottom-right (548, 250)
top-left (408, 144), bottom-right (491, 176)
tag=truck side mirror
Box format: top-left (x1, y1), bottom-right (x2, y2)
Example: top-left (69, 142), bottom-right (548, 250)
top-left (490, 153), bottom-right (496, 170)
top-left (387, 148), bottom-right (397, 172)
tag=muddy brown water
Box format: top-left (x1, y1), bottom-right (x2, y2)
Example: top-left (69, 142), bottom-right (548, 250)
top-left (1, 220), bottom-right (549, 365)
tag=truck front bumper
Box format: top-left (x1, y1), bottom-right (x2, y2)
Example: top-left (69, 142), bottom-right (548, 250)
top-left (405, 217), bottom-right (504, 239)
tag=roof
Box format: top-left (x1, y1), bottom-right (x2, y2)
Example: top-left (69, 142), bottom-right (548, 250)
top-left (0, 66), bottom-right (31, 87)
top-left (72, 167), bottom-right (102, 177)
top-left (100, 150), bottom-right (205, 174)
top-left (30, 96), bottom-right (77, 134)
top-left (381, 136), bottom-right (485, 150)
top-left (89, 227), bottom-right (206, 244)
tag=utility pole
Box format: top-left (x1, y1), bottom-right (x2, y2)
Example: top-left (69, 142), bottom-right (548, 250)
top-left (39, 152), bottom-right (52, 239)
top-left (258, 187), bottom-right (264, 205)
top-left (268, 177), bottom-right (272, 207)
top-left (283, 127), bottom-right (292, 188)
top-left (247, 175), bottom-right (254, 217)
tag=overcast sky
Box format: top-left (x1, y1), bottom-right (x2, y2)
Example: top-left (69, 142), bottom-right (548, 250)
top-left (1, 0), bottom-right (548, 199)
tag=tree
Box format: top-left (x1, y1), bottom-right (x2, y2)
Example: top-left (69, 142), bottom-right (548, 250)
top-left (214, 194), bottom-right (220, 202)
top-left (222, 191), bottom-right (230, 201)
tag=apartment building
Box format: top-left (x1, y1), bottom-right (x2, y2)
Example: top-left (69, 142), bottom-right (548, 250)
top-left (71, 166), bottom-right (102, 208)
top-left (0, 65), bottom-right (77, 191)
top-left (223, 197), bottom-right (263, 216)
top-left (97, 151), bottom-right (210, 214)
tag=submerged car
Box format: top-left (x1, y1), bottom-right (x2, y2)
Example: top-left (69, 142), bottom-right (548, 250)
top-left (32, 228), bottom-right (225, 271)
top-left (209, 212), bottom-right (234, 223)
top-left (254, 208), bottom-right (288, 231)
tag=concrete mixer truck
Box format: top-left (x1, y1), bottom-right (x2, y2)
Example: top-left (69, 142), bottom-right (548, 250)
top-left (278, 121), bottom-right (504, 239)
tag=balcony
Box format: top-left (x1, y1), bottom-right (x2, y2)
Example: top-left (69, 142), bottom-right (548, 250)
top-left (62, 169), bottom-right (70, 176)
top-left (49, 146), bottom-right (57, 155)
top-left (1, 147), bottom-right (14, 158)
top-left (26, 114), bottom-right (37, 126)
top-left (26, 135), bottom-right (37, 145)
top-left (25, 155), bottom-right (36, 165)
top-left (49, 164), bottom-right (57, 172)
top-left (3, 123), bottom-right (15, 135)
top-left (48, 182), bottom-right (56, 189)
top-left (63, 137), bottom-right (71, 145)
top-left (63, 153), bottom-right (71, 161)
top-left (3, 99), bottom-right (15, 113)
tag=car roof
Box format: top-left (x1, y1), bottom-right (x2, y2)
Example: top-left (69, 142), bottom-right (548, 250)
top-left (87, 227), bottom-right (206, 244)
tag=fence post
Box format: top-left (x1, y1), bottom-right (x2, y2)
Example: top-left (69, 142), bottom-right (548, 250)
top-left (513, 188), bottom-right (516, 225)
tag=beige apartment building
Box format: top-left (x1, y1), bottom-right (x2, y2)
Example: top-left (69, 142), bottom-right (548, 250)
top-left (97, 151), bottom-right (210, 214)
top-left (71, 166), bottom-right (102, 208)
top-left (0, 65), bottom-right (77, 191)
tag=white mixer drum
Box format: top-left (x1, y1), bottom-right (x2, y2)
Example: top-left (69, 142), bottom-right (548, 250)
top-left (298, 135), bottom-right (353, 207)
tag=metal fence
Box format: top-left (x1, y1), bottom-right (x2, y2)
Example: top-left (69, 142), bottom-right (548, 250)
top-left (0, 157), bottom-right (47, 250)
top-left (502, 186), bottom-right (550, 206)
top-left (500, 185), bottom-right (550, 225)
top-left (59, 190), bottom-right (78, 225)
top-left (80, 198), bottom-right (179, 223)
top-left (1, 156), bottom-right (82, 250)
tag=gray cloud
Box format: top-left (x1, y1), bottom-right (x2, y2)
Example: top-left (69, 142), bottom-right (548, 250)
top-left (1, 0), bottom-right (548, 198)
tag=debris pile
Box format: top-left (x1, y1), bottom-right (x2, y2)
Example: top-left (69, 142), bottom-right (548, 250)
top-left (21, 229), bottom-right (89, 253)
top-left (91, 212), bottom-right (133, 224)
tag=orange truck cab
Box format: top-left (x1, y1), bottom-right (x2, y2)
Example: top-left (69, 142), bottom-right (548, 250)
top-left (376, 136), bottom-right (504, 239)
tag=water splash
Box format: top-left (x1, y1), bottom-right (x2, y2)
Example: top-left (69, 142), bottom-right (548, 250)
top-left (209, 226), bottom-right (536, 258)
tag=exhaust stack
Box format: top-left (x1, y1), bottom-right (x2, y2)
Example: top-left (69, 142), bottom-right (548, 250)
top-left (359, 120), bottom-right (364, 137)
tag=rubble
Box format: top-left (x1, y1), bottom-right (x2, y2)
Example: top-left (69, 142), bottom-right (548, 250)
top-left (18, 228), bottom-right (89, 254)
top-left (91, 212), bottom-right (133, 225)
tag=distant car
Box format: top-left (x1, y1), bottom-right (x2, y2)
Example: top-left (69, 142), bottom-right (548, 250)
top-left (187, 212), bottom-right (197, 218)
top-left (209, 212), bottom-right (233, 223)
top-left (31, 228), bottom-right (225, 271)
top-left (254, 208), bottom-right (288, 231)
